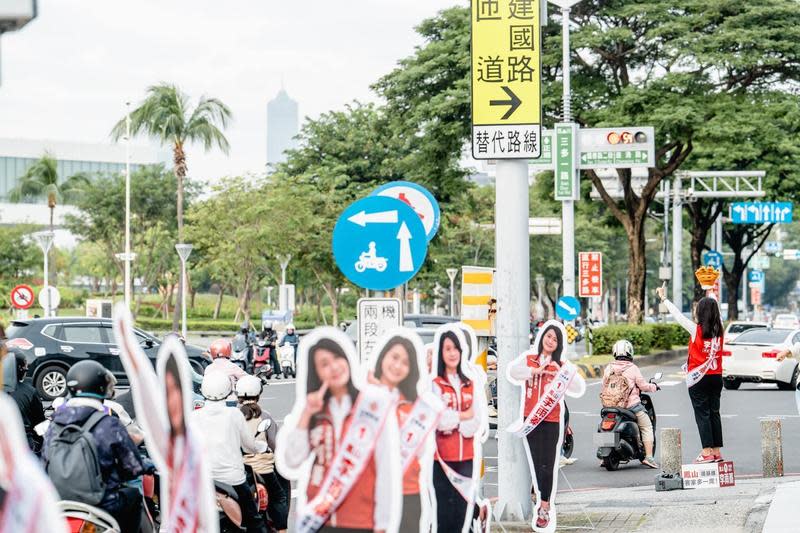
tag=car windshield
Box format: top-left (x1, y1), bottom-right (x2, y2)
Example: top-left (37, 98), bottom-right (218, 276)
top-left (727, 323), bottom-right (766, 334)
top-left (729, 329), bottom-right (792, 345)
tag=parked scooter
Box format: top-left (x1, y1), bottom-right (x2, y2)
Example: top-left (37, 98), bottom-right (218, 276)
top-left (594, 372), bottom-right (662, 471)
top-left (278, 344), bottom-right (296, 379)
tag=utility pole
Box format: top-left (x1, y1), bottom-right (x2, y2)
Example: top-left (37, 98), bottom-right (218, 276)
top-left (446, 268), bottom-right (459, 317)
top-left (175, 244), bottom-right (193, 339)
top-left (124, 103), bottom-right (133, 309)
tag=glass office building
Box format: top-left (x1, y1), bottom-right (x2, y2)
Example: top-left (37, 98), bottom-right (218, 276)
top-left (0, 138), bottom-right (166, 200)
top-left (267, 88), bottom-right (299, 167)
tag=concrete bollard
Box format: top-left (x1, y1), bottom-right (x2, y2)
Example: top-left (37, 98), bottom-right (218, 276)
top-left (761, 418), bottom-right (784, 478)
top-left (660, 427), bottom-right (682, 475)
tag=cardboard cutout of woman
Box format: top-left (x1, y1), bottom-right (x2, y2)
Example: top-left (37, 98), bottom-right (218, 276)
top-left (275, 327), bottom-right (401, 533)
top-left (506, 320), bottom-right (586, 533)
top-left (367, 328), bottom-right (444, 533)
top-left (430, 324), bottom-right (489, 533)
top-left (113, 305), bottom-right (217, 532)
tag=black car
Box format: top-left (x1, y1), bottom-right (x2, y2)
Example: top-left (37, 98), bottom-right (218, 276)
top-left (6, 317), bottom-right (211, 400)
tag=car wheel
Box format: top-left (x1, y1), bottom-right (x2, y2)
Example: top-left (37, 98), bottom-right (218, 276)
top-left (36, 365), bottom-right (68, 401)
top-left (777, 369), bottom-right (797, 391)
top-left (723, 379), bottom-right (741, 390)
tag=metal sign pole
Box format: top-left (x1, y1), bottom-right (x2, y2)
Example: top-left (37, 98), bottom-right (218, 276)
top-left (494, 159), bottom-right (532, 521)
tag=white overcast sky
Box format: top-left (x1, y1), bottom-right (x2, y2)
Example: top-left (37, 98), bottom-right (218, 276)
top-left (0, 0), bottom-right (462, 182)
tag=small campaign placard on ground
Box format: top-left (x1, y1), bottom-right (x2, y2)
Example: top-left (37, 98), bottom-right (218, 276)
top-left (681, 461), bottom-right (736, 489)
top-left (357, 298), bottom-right (403, 362)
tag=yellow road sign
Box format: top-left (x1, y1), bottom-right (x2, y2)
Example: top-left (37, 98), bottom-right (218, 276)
top-left (471, 0), bottom-right (542, 160)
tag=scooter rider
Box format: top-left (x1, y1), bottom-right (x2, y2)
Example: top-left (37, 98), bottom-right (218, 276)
top-left (260, 321), bottom-right (281, 379)
top-left (43, 360), bottom-right (145, 533)
top-left (237, 375), bottom-right (290, 533)
top-left (205, 338), bottom-right (248, 389)
top-left (279, 323), bottom-right (300, 366)
top-left (192, 372), bottom-right (268, 533)
top-left (603, 340), bottom-right (660, 468)
top-left (8, 349), bottom-right (46, 453)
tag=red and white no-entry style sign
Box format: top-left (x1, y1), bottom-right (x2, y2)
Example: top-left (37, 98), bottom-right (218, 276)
top-left (579, 252), bottom-right (602, 298)
top-left (11, 284), bottom-right (35, 309)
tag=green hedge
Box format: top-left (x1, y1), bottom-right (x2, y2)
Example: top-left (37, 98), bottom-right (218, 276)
top-left (135, 317), bottom-right (240, 333)
top-left (591, 323), bottom-right (689, 355)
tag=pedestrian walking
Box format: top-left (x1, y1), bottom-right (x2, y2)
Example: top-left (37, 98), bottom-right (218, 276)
top-left (657, 275), bottom-right (725, 464)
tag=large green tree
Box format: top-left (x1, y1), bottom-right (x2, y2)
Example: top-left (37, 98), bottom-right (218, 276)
top-left (111, 84), bottom-right (231, 327)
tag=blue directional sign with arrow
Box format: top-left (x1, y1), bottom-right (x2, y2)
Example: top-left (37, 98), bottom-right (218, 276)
top-left (556, 296), bottom-right (581, 321)
top-left (748, 270), bottom-right (764, 283)
top-left (332, 196), bottom-right (428, 291)
top-left (703, 250), bottom-right (723, 269)
top-left (371, 181), bottom-right (440, 242)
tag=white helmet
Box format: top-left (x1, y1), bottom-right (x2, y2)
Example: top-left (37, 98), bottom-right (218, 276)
top-left (201, 372), bottom-right (232, 401)
top-left (236, 374), bottom-right (263, 399)
top-left (286, 323), bottom-right (295, 332)
top-left (612, 339), bottom-right (634, 360)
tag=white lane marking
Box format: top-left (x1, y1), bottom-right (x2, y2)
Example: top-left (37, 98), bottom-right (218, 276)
top-left (759, 415), bottom-right (800, 419)
top-left (658, 414), bottom-right (679, 417)
top-left (658, 380), bottom-right (682, 387)
top-left (721, 415), bottom-right (738, 418)
top-left (570, 411), bottom-right (590, 415)
top-left (586, 382), bottom-right (602, 387)
top-left (265, 380), bottom-right (296, 386)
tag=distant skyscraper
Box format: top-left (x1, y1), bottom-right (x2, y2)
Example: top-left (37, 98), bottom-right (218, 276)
top-left (267, 88), bottom-right (299, 167)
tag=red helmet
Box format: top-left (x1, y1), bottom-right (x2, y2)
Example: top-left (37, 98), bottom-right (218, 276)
top-left (209, 339), bottom-right (232, 359)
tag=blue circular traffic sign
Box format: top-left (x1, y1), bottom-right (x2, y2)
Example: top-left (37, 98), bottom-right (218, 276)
top-left (703, 250), bottom-right (723, 269)
top-left (371, 181), bottom-right (440, 242)
top-left (556, 296), bottom-right (581, 321)
top-left (332, 196), bottom-right (429, 291)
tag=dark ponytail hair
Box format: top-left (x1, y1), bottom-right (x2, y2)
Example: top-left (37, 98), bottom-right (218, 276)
top-left (697, 297), bottom-right (723, 340)
top-left (240, 402), bottom-right (262, 421)
top-left (436, 330), bottom-right (471, 386)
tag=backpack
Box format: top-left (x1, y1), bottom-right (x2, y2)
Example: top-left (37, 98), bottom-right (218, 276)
top-left (45, 411), bottom-right (107, 505)
top-left (600, 369), bottom-right (632, 408)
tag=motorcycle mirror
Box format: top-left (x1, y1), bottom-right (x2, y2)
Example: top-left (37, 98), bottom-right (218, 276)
top-left (653, 372), bottom-right (663, 382)
top-left (257, 419), bottom-right (272, 433)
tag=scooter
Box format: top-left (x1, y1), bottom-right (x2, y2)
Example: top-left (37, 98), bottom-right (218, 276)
top-left (278, 344), bottom-right (296, 379)
top-left (231, 335), bottom-right (251, 371)
top-left (252, 337), bottom-right (274, 376)
top-left (594, 372), bottom-right (662, 471)
top-left (59, 501), bottom-right (121, 533)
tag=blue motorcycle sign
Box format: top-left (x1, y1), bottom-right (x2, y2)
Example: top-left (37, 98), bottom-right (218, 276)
top-left (332, 196), bottom-right (429, 291)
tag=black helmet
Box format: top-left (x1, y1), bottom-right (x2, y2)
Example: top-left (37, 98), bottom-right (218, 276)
top-left (66, 360), bottom-right (111, 399)
top-left (240, 321), bottom-right (250, 333)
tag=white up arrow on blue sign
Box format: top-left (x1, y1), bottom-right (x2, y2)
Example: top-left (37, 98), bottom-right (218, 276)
top-left (556, 296), bottom-right (581, 321)
top-left (703, 250), bottom-right (723, 269)
top-left (332, 196), bottom-right (428, 291)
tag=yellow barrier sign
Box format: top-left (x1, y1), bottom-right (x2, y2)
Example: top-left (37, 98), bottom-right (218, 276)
top-left (471, 0), bottom-right (542, 160)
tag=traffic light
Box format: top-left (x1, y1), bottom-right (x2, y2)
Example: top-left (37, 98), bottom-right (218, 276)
top-left (606, 130), bottom-right (648, 145)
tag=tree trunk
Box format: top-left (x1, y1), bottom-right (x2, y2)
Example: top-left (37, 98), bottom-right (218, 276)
top-left (722, 224), bottom-right (773, 321)
top-left (172, 141), bottom-right (187, 332)
top-left (687, 200), bottom-right (725, 305)
top-left (625, 216), bottom-right (647, 324)
top-left (213, 286), bottom-right (225, 320)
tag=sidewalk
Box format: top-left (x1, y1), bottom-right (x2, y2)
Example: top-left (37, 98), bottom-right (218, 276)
top-left (496, 476), bottom-right (795, 532)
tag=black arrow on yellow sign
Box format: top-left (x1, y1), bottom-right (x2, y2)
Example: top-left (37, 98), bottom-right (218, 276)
top-left (490, 86), bottom-right (522, 120)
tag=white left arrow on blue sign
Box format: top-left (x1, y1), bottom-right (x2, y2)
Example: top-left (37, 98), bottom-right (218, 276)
top-left (347, 210), bottom-right (398, 227)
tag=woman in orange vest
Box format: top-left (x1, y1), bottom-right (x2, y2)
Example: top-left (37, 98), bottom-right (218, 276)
top-left (282, 336), bottom-right (396, 532)
top-left (432, 329), bottom-right (482, 532)
top-left (371, 335), bottom-right (425, 533)
top-left (508, 322), bottom-right (585, 531)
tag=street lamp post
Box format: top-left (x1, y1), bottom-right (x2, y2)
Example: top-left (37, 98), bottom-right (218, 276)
top-left (33, 231), bottom-right (54, 317)
top-left (175, 244), bottom-right (193, 339)
top-left (124, 102), bottom-right (133, 309)
top-left (446, 268), bottom-right (459, 317)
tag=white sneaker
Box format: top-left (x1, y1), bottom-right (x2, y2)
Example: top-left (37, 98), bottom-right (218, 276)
top-left (559, 456), bottom-right (578, 467)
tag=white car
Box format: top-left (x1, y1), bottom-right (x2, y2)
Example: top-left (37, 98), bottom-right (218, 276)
top-left (722, 328), bottom-right (800, 390)
top-left (773, 314), bottom-right (800, 329)
top-left (724, 321), bottom-right (769, 343)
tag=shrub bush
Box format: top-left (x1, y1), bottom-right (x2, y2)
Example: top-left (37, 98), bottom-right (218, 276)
top-left (591, 322), bottom-right (690, 355)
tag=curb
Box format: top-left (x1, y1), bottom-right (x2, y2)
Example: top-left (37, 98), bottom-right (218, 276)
top-left (575, 348), bottom-right (688, 379)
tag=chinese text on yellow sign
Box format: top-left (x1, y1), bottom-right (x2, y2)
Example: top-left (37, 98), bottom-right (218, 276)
top-left (471, 0), bottom-right (541, 160)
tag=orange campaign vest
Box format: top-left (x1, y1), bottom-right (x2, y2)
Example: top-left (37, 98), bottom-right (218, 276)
top-left (306, 405), bottom-right (377, 530)
top-left (433, 375), bottom-right (475, 463)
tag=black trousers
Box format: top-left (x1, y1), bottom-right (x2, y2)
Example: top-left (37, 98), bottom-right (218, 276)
top-left (688, 373), bottom-right (724, 449)
top-left (102, 487), bottom-right (142, 533)
top-left (269, 349), bottom-right (281, 376)
top-left (525, 421), bottom-right (560, 502)
top-left (234, 482), bottom-right (267, 533)
top-left (264, 470), bottom-right (290, 530)
top-left (399, 492), bottom-right (422, 533)
top-left (433, 459), bottom-right (473, 532)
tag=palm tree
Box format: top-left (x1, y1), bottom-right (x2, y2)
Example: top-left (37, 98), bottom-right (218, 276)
top-left (111, 83), bottom-right (232, 328)
top-left (8, 152), bottom-right (89, 230)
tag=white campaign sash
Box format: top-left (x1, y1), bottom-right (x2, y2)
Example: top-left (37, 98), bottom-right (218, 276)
top-left (436, 455), bottom-right (477, 503)
top-left (400, 395), bottom-right (444, 474)
top-left (296, 387), bottom-right (393, 533)
top-left (685, 338), bottom-right (721, 388)
top-left (507, 362), bottom-right (576, 438)
top-left (164, 435), bottom-right (202, 532)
